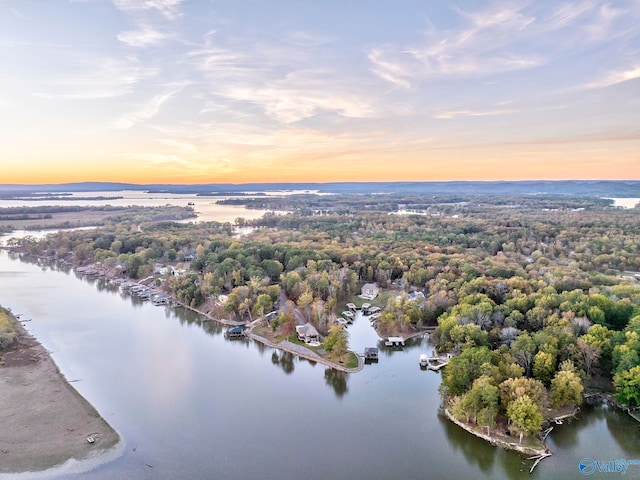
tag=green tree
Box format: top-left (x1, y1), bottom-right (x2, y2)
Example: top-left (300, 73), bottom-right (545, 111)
top-left (612, 344), bottom-right (640, 374)
top-left (506, 395), bottom-right (543, 444)
top-left (511, 332), bottom-right (536, 376)
top-left (253, 294), bottom-right (273, 319)
top-left (440, 347), bottom-right (494, 396)
top-left (533, 351), bottom-right (556, 385)
top-left (614, 365), bottom-right (640, 406)
top-left (450, 323), bottom-right (489, 351)
top-left (550, 367), bottom-right (584, 409)
top-left (464, 375), bottom-right (499, 425)
top-left (477, 405), bottom-right (498, 435)
top-left (324, 324), bottom-right (348, 356)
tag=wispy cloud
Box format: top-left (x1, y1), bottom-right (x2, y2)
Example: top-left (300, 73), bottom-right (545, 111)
top-left (185, 30), bottom-right (378, 124)
top-left (111, 0), bottom-right (185, 19)
top-left (368, 48), bottom-right (411, 89)
top-left (368, 1), bottom-right (640, 89)
top-left (369, 4), bottom-right (544, 86)
top-left (32, 56), bottom-right (157, 100)
top-left (117, 25), bottom-right (166, 47)
top-left (112, 87), bottom-right (182, 128)
top-left (584, 65), bottom-right (640, 89)
top-left (10, 7), bottom-right (32, 21)
top-left (221, 69), bottom-right (376, 123)
top-left (545, 1), bottom-right (597, 29)
top-left (432, 108), bottom-right (518, 119)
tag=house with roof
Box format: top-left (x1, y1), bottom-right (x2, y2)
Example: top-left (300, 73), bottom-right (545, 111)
top-left (360, 282), bottom-right (380, 299)
top-left (295, 323), bottom-right (320, 344)
top-left (226, 326), bottom-right (245, 338)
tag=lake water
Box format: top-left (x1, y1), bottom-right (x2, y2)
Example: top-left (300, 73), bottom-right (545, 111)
top-left (607, 198), bottom-right (640, 209)
top-left (0, 190), bottom-right (268, 224)
top-left (0, 249), bottom-right (639, 479)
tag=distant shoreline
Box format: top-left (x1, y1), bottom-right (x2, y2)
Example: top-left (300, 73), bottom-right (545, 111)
top-left (0, 310), bottom-right (121, 475)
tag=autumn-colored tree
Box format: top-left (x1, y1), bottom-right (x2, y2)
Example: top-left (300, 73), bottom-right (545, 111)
top-left (499, 376), bottom-right (547, 411)
top-left (324, 324), bottom-right (348, 356)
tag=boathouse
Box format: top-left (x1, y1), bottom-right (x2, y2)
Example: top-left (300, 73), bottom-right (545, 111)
top-left (384, 336), bottom-right (405, 347)
top-left (364, 347), bottom-right (379, 362)
top-left (226, 326), bottom-right (245, 338)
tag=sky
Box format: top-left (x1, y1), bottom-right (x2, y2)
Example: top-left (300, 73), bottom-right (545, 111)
top-left (1, 0), bottom-right (639, 184)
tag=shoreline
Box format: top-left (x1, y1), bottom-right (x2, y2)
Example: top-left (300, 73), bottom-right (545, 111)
top-left (246, 326), bottom-right (364, 373)
top-left (441, 406), bottom-right (550, 457)
top-left (0, 310), bottom-right (121, 475)
top-left (10, 253), bottom-right (431, 375)
top-left (54, 256), bottom-right (376, 373)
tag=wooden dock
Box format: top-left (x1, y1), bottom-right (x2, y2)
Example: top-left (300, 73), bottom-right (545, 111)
top-left (384, 336), bottom-right (405, 347)
top-left (424, 354), bottom-right (450, 371)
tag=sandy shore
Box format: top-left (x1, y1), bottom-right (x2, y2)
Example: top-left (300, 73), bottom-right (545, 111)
top-left (0, 313), bottom-right (120, 475)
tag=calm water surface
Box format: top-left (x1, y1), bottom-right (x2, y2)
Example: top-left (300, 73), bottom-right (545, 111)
top-left (0, 191), bottom-right (268, 224)
top-left (0, 250), bottom-right (638, 479)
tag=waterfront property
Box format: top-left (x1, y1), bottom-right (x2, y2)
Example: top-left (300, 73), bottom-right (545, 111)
top-left (360, 283), bottom-right (380, 299)
top-left (296, 323), bottom-right (320, 344)
top-left (364, 347), bottom-right (379, 362)
top-left (1, 249), bottom-right (638, 480)
top-left (226, 326), bottom-right (245, 338)
top-left (152, 294), bottom-right (168, 306)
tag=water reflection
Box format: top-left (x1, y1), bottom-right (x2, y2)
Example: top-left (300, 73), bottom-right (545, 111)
top-left (201, 319), bottom-right (224, 336)
top-left (548, 410), bottom-right (587, 450)
top-left (605, 406), bottom-right (640, 456)
top-left (324, 368), bottom-right (349, 398)
top-left (437, 413), bottom-right (499, 476)
top-left (271, 350), bottom-right (295, 374)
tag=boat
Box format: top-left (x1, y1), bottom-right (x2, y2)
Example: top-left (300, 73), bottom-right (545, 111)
top-left (419, 354), bottom-right (429, 367)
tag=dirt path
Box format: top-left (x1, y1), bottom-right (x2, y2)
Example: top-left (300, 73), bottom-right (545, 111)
top-left (0, 313), bottom-right (120, 475)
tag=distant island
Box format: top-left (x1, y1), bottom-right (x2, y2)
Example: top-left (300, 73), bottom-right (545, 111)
top-left (1, 180), bottom-right (640, 197)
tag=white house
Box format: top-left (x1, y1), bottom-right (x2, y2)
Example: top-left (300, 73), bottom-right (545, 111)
top-left (360, 283), bottom-right (380, 299)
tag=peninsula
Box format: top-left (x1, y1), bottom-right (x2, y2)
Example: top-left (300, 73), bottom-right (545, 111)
top-left (0, 307), bottom-right (120, 475)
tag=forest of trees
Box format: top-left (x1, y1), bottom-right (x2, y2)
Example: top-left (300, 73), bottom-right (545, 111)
top-left (10, 194), bottom-right (640, 443)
